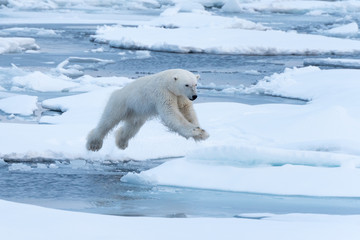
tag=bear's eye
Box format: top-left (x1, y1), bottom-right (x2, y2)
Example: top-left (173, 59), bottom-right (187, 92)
top-left (185, 84), bottom-right (189, 87)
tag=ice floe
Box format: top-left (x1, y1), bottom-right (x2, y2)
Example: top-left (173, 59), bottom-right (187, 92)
top-left (0, 94), bottom-right (38, 115)
top-left (0, 27), bottom-right (60, 37)
top-left (304, 58), bottom-right (360, 69)
top-left (0, 37), bottom-right (39, 54)
top-left (92, 25), bottom-right (360, 55)
top-left (324, 22), bottom-right (359, 37)
top-left (148, 12), bottom-right (268, 30)
top-left (56, 57), bottom-right (115, 78)
top-left (12, 71), bottom-right (78, 92)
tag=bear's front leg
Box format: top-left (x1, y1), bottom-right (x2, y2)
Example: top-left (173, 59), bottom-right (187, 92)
top-left (158, 102), bottom-right (208, 141)
top-left (115, 118), bottom-right (145, 150)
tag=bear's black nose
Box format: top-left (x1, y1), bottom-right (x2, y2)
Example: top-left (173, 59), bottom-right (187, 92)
top-left (191, 95), bottom-right (197, 101)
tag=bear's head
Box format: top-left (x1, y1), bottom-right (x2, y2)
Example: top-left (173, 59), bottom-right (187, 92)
top-left (167, 69), bottom-right (200, 101)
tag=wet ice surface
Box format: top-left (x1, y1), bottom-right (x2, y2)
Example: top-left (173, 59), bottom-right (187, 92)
top-left (1, 14), bottom-right (360, 217)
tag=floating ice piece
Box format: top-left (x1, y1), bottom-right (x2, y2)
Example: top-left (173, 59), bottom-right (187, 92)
top-left (92, 25), bottom-right (360, 55)
top-left (123, 159), bottom-right (360, 197)
top-left (324, 22), bottom-right (359, 36)
top-left (56, 57), bottom-right (115, 78)
top-left (119, 50), bottom-right (152, 60)
top-left (149, 12), bottom-right (268, 30)
top-left (0, 37), bottom-right (39, 54)
top-left (12, 71), bottom-right (78, 92)
top-left (0, 95), bottom-right (38, 116)
top-left (0, 27), bottom-right (60, 37)
top-left (304, 58), bottom-right (360, 69)
top-left (223, 0), bottom-right (360, 14)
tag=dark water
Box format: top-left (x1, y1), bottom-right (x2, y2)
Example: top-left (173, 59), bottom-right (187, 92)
top-left (1, 22), bottom-right (360, 217)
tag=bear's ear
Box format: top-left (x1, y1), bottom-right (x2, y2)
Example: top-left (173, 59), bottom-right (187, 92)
top-left (174, 76), bottom-right (178, 81)
top-left (196, 75), bottom-right (200, 80)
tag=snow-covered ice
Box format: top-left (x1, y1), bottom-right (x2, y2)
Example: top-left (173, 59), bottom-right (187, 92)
top-left (1, 199), bottom-right (360, 240)
top-left (304, 58), bottom-right (360, 69)
top-left (0, 27), bottom-right (60, 37)
top-left (92, 24), bottom-right (360, 55)
top-left (0, 94), bottom-right (38, 115)
top-left (324, 22), bottom-right (359, 36)
top-left (0, 37), bottom-right (39, 54)
top-left (56, 57), bottom-right (115, 78)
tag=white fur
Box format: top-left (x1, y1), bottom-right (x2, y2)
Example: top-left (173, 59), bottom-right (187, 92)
top-left (86, 69), bottom-right (209, 151)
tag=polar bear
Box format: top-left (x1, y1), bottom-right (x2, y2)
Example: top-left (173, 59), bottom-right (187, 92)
top-left (86, 69), bottom-right (209, 151)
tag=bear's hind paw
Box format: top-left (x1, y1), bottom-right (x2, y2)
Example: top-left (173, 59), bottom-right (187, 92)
top-left (116, 140), bottom-right (129, 150)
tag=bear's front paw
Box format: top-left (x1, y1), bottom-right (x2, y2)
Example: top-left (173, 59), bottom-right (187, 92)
top-left (86, 139), bottom-right (103, 152)
top-left (192, 127), bottom-right (209, 141)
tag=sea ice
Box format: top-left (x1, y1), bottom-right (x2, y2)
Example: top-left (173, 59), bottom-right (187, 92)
top-left (11, 71), bottom-right (78, 92)
top-left (92, 25), bottom-right (360, 55)
top-left (324, 22), bottom-right (359, 36)
top-left (0, 37), bottom-right (39, 54)
top-left (0, 27), bottom-right (60, 37)
top-left (0, 95), bottom-right (38, 116)
top-left (56, 57), bottom-right (115, 78)
top-left (304, 58), bottom-right (360, 69)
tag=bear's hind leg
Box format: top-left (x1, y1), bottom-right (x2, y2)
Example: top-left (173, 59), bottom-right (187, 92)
top-left (115, 118), bottom-right (146, 150)
top-left (86, 100), bottom-right (126, 151)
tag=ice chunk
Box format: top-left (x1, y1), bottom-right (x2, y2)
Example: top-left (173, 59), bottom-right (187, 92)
top-left (56, 57), bottom-right (115, 78)
top-left (325, 22), bottom-right (359, 36)
top-left (92, 25), bottom-right (360, 55)
top-left (149, 12), bottom-right (268, 30)
top-left (0, 37), bottom-right (39, 54)
top-left (304, 58), bottom-right (360, 69)
top-left (0, 27), bottom-right (60, 37)
top-left (123, 159), bottom-right (360, 197)
top-left (12, 71), bottom-right (79, 92)
top-left (0, 95), bottom-right (38, 116)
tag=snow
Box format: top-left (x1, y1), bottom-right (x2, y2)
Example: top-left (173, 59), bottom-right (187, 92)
top-left (325, 22), bottom-right (359, 36)
top-left (6, 68), bottom-right (132, 92)
top-left (0, 27), bottom-right (59, 37)
top-left (1, 199), bottom-right (360, 240)
top-left (149, 12), bottom-right (268, 30)
top-left (123, 159), bottom-right (360, 197)
top-left (92, 25), bottom-right (360, 55)
top-left (226, 0), bottom-right (360, 14)
top-left (0, 37), bottom-right (39, 54)
top-left (12, 71), bottom-right (78, 92)
top-left (56, 57), bottom-right (115, 78)
top-left (0, 95), bottom-right (38, 115)
top-left (304, 58), bottom-right (360, 69)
